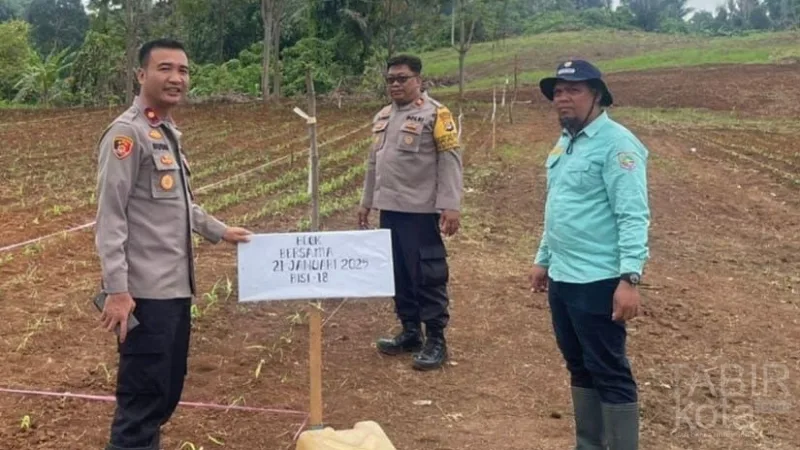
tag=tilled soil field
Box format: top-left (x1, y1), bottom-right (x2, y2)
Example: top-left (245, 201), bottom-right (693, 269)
top-left (0, 65), bottom-right (798, 449)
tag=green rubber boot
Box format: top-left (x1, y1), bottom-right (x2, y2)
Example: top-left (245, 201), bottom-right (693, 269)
top-left (601, 402), bottom-right (639, 450)
top-left (571, 387), bottom-right (606, 450)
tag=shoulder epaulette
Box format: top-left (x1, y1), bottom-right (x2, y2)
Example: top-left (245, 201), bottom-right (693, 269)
top-left (428, 96), bottom-right (444, 108)
top-left (377, 104), bottom-right (392, 118)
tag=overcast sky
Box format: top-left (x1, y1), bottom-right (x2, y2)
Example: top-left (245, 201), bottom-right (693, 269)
top-left (687, 0), bottom-right (726, 12)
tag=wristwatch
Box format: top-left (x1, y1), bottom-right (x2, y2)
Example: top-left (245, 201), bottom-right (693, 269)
top-left (621, 273), bottom-right (641, 286)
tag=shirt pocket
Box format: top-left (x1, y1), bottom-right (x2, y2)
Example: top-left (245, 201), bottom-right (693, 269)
top-left (565, 159), bottom-right (602, 194)
top-left (397, 123), bottom-right (423, 153)
top-left (545, 153), bottom-right (562, 190)
top-left (372, 121), bottom-right (387, 151)
top-left (151, 152), bottom-right (181, 199)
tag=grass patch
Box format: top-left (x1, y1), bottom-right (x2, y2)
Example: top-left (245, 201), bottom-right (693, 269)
top-left (498, 143), bottom-right (527, 161)
top-left (425, 30), bottom-right (800, 93)
top-left (596, 46), bottom-right (786, 73)
top-left (612, 106), bottom-right (800, 134)
top-left (421, 29), bottom-right (696, 77)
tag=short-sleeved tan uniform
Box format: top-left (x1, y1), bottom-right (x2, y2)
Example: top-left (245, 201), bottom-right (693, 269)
top-left (360, 91), bottom-right (463, 335)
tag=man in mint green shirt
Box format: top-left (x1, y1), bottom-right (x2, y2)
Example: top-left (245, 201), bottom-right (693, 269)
top-left (530, 60), bottom-right (650, 450)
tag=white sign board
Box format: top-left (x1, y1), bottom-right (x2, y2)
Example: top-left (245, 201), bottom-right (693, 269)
top-left (236, 229), bottom-right (395, 302)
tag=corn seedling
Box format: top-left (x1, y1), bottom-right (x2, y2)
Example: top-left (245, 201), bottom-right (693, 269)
top-left (202, 138), bottom-right (369, 214)
top-left (191, 304), bottom-right (201, 321)
top-left (228, 395), bottom-right (246, 409)
top-left (192, 277), bottom-right (227, 324)
top-left (254, 358), bottom-right (266, 379)
top-left (287, 311), bottom-right (306, 326)
top-left (245, 344), bottom-right (267, 350)
top-left (0, 253), bottom-right (13, 266)
top-left (15, 313), bottom-right (53, 351)
top-left (203, 279), bottom-right (222, 307)
top-left (47, 204), bottom-right (72, 217)
top-left (232, 163), bottom-right (366, 225)
top-left (192, 119), bottom-right (359, 183)
top-left (20, 415), bottom-right (31, 431)
top-left (207, 435), bottom-right (225, 446)
top-left (179, 441), bottom-right (204, 450)
top-left (23, 242), bottom-right (43, 256)
top-left (223, 276), bottom-right (233, 302)
top-left (96, 363), bottom-right (112, 383)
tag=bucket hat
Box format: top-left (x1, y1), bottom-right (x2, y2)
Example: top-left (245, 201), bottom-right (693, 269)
top-left (539, 59), bottom-right (613, 107)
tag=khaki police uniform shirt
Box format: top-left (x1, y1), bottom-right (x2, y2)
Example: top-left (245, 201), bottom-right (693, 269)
top-left (361, 91), bottom-right (463, 214)
top-left (94, 96), bottom-right (227, 300)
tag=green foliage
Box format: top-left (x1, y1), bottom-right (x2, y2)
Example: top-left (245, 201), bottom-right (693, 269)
top-left (13, 46), bottom-right (75, 106)
top-left (187, 42), bottom-right (265, 97)
top-left (189, 59), bottom-right (262, 97)
top-left (357, 48), bottom-right (390, 98)
top-left (24, 0), bottom-right (89, 55)
top-left (0, 19), bottom-right (33, 100)
top-left (177, 0), bottom-right (263, 64)
top-left (523, 8), bottom-right (637, 34)
top-left (280, 37), bottom-right (343, 96)
top-left (1, 0), bottom-right (799, 108)
top-left (68, 30), bottom-right (125, 106)
top-left (0, 0), bottom-right (32, 20)
top-left (0, 1), bottom-right (14, 21)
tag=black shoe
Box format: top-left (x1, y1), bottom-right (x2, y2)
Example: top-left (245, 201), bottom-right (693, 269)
top-left (376, 322), bottom-right (423, 355)
top-left (412, 336), bottom-right (448, 371)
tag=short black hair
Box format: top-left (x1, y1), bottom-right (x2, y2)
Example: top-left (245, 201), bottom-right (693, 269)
top-left (387, 54), bottom-right (422, 74)
top-left (138, 38), bottom-right (187, 68)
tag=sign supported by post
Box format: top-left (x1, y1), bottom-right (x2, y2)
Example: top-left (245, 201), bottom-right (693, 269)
top-left (237, 229), bottom-right (395, 302)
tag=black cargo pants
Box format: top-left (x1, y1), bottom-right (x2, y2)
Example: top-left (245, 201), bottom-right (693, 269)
top-left (548, 278), bottom-right (637, 404)
top-left (379, 210), bottom-right (450, 335)
top-left (106, 298), bottom-right (192, 450)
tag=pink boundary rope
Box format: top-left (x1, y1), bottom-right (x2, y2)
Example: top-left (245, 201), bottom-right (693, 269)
top-left (0, 387), bottom-right (308, 416)
top-left (0, 386), bottom-right (312, 441)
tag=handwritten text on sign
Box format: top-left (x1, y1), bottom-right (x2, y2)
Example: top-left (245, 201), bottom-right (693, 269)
top-left (237, 229), bottom-right (395, 302)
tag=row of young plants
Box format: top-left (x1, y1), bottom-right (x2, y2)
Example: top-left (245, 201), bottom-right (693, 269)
top-left (675, 130), bottom-right (800, 185)
top-left (200, 138), bottom-right (371, 215)
top-left (188, 118), bottom-right (366, 183)
top-left (0, 119), bottom-right (366, 253)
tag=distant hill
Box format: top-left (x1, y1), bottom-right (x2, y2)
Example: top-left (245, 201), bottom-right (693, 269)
top-left (418, 29), bottom-right (800, 93)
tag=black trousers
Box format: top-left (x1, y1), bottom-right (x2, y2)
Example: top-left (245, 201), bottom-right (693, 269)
top-left (379, 210), bottom-right (450, 334)
top-left (106, 298), bottom-right (192, 450)
top-left (548, 277), bottom-right (638, 404)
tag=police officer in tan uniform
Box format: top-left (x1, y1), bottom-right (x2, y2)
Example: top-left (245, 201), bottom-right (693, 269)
top-left (358, 54), bottom-right (463, 371)
top-left (95, 38), bottom-right (251, 450)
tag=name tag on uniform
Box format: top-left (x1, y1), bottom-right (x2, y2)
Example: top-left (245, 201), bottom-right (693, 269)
top-left (402, 121), bottom-right (422, 134)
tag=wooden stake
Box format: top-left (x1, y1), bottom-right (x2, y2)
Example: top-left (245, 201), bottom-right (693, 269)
top-left (305, 68), bottom-right (323, 429)
top-left (306, 69), bottom-right (320, 229)
top-left (309, 305), bottom-right (323, 427)
top-left (492, 86), bottom-right (497, 152)
top-left (501, 78), bottom-right (507, 108)
top-left (509, 53), bottom-right (519, 124)
top-left (457, 106), bottom-right (464, 142)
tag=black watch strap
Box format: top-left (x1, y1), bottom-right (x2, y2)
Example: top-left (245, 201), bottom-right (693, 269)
top-left (621, 273), bottom-right (641, 285)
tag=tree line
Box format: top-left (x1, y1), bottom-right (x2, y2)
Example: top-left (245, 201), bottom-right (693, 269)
top-left (0, 0), bottom-right (798, 108)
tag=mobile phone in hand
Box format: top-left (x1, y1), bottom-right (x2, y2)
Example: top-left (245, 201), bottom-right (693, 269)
top-left (93, 292), bottom-right (140, 336)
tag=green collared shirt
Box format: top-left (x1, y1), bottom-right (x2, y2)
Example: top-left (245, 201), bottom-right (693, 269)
top-left (534, 111), bottom-right (651, 283)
